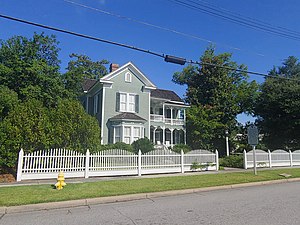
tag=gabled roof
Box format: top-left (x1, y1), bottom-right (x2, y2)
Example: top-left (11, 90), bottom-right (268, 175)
top-left (110, 112), bottom-right (146, 122)
top-left (82, 78), bottom-right (97, 92)
top-left (151, 89), bottom-right (184, 102)
top-left (100, 62), bottom-right (156, 89)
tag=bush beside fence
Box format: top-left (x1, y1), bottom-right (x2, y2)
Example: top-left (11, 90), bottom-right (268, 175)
top-left (17, 148), bottom-right (219, 181)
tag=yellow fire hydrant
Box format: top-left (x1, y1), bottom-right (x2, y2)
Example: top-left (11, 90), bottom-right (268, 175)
top-left (55, 171), bottom-right (66, 190)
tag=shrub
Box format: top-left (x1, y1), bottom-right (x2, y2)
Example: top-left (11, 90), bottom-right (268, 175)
top-left (98, 142), bottom-right (133, 152)
top-left (172, 144), bottom-right (191, 153)
top-left (131, 137), bottom-right (154, 154)
top-left (219, 155), bottom-right (243, 168)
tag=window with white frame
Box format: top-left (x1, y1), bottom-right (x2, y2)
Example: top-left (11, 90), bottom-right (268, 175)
top-left (113, 125), bottom-right (143, 144)
top-left (119, 93), bottom-right (136, 113)
top-left (133, 127), bottom-right (141, 141)
top-left (115, 127), bottom-right (121, 143)
top-left (124, 126), bottom-right (131, 144)
top-left (125, 72), bottom-right (132, 82)
top-left (120, 93), bottom-right (127, 111)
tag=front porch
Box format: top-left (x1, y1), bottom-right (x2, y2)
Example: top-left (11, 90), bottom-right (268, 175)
top-left (150, 126), bottom-right (186, 147)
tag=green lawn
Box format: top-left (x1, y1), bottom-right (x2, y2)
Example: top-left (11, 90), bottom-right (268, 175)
top-left (1, 168), bottom-right (300, 207)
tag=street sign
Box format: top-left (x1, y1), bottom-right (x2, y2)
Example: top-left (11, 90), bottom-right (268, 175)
top-left (247, 124), bottom-right (259, 175)
top-left (247, 124), bottom-right (259, 146)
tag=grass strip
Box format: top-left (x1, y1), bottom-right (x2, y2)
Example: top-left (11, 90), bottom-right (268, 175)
top-left (1, 168), bottom-right (300, 207)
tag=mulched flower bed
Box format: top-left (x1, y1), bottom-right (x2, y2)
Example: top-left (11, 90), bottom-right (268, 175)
top-left (0, 174), bottom-right (15, 183)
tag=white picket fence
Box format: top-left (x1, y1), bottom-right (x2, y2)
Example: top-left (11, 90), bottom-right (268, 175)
top-left (243, 149), bottom-right (300, 169)
top-left (17, 148), bottom-right (219, 181)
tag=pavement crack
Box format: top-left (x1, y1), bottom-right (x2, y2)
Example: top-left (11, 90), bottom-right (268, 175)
top-left (0, 214), bottom-right (5, 221)
top-left (146, 197), bottom-right (155, 203)
top-left (113, 207), bottom-right (137, 225)
top-left (67, 210), bottom-right (72, 215)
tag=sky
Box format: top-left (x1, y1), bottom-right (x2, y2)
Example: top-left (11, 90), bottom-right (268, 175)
top-left (1, 0), bottom-right (300, 124)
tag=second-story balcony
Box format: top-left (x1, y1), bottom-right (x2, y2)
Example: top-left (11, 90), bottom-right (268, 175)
top-left (150, 114), bottom-right (185, 125)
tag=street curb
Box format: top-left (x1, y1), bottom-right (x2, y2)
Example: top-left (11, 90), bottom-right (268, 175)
top-left (2, 178), bottom-right (300, 214)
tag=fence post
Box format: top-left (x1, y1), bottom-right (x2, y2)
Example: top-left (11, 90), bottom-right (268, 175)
top-left (17, 149), bottom-right (24, 182)
top-left (289, 150), bottom-right (293, 167)
top-left (181, 149), bottom-right (184, 173)
top-left (268, 150), bottom-right (272, 168)
top-left (215, 150), bottom-right (219, 171)
top-left (243, 149), bottom-right (247, 169)
top-left (85, 149), bottom-right (90, 178)
top-left (138, 149), bottom-right (142, 176)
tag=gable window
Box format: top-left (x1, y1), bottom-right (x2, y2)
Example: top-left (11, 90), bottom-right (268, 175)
top-left (117, 92), bottom-right (138, 113)
top-left (125, 72), bottom-right (132, 83)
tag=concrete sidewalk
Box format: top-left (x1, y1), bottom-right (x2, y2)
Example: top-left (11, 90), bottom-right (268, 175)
top-left (0, 167), bottom-right (245, 188)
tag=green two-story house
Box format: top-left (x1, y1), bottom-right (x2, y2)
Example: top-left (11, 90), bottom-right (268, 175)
top-left (81, 62), bottom-right (189, 147)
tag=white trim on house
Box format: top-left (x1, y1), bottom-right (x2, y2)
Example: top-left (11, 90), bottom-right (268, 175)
top-left (100, 62), bottom-right (156, 88)
top-left (112, 124), bottom-right (144, 144)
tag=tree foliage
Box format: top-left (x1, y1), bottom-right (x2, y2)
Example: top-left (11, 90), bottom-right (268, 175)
top-left (63, 53), bottom-right (109, 97)
top-left (255, 56), bottom-right (300, 150)
top-left (173, 47), bottom-right (258, 152)
top-left (0, 99), bottom-right (101, 169)
top-left (0, 33), bottom-right (66, 107)
top-left (0, 34), bottom-right (104, 170)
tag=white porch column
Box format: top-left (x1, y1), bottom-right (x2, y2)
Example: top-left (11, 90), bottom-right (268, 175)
top-left (153, 127), bottom-right (157, 144)
top-left (122, 125), bottom-right (125, 143)
top-left (163, 104), bottom-right (165, 122)
top-left (162, 126), bottom-right (165, 145)
top-left (113, 127), bottom-right (116, 144)
top-left (170, 107), bottom-right (173, 125)
top-left (170, 128), bottom-right (174, 147)
top-left (184, 130), bottom-right (187, 145)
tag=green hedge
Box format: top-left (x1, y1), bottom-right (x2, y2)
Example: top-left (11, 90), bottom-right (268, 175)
top-left (219, 155), bottom-right (244, 168)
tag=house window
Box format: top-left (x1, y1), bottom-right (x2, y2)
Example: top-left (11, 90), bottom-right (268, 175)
top-left (120, 93), bottom-right (127, 111)
top-left (115, 127), bottom-right (121, 143)
top-left (128, 94), bottom-right (135, 112)
top-left (113, 125), bottom-right (144, 144)
top-left (133, 127), bottom-right (141, 141)
top-left (125, 72), bottom-right (132, 82)
top-left (118, 93), bottom-right (137, 113)
top-left (124, 126), bottom-right (131, 144)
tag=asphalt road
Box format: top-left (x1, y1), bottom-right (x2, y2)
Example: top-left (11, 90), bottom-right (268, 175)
top-left (1, 181), bottom-right (300, 225)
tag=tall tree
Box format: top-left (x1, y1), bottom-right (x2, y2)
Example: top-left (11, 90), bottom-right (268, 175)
top-left (255, 56), bottom-right (300, 150)
top-left (173, 47), bottom-right (258, 151)
top-left (63, 53), bottom-right (109, 97)
top-left (0, 33), bottom-right (66, 107)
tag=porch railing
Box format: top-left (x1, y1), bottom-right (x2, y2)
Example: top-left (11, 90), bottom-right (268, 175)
top-left (150, 114), bottom-right (184, 125)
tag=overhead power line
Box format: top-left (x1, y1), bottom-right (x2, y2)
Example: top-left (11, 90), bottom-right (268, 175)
top-left (0, 13), bottom-right (299, 82)
top-left (0, 14), bottom-right (165, 59)
top-left (170, 0), bottom-right (300, 41)
top-left (64, 0), bottom-right (266, 57)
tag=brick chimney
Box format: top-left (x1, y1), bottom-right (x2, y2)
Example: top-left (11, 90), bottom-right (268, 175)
top-left (110, 63), bottom-right (119, 72)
